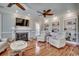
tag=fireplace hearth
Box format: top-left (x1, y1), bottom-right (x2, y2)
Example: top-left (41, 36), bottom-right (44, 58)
top-left (16, 33), bottom-right (28, 41)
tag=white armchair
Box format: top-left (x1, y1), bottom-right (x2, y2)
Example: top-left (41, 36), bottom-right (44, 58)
top-left (0, 38), bottom-right (8, 53)
top-left (48, 33), bottom-right (66, 48)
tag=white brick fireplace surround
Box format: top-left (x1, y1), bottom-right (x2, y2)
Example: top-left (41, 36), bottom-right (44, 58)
top-left (12, 26), bottom-right (31, 41)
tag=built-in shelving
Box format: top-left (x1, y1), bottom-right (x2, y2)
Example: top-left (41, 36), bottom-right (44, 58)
top-left (64, 16), bottom-right (78, 43)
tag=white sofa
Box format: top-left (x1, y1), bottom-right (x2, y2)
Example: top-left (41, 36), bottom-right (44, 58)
top-left (48, 33), bottom-right (66, 48)
top-left (0, 38), bottom-right (8, 53)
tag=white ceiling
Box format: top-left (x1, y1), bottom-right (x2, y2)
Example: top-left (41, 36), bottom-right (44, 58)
top-left (0, 3), bottom-right (79, 16)
top-left (24, 3), bottom-right (79, 16)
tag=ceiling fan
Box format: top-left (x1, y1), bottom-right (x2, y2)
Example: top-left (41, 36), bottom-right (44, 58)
top-left (7, 3), bottom-right (26, 11)
top-left (37, 9), bottom-right (54, 17)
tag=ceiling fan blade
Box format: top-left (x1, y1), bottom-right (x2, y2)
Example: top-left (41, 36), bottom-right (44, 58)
top-left (7, 3), bottom-right (15, 7)
top-left (46, 9), bottom-right (51, 13)
top-left (16, 3), bottom-right (25, 10)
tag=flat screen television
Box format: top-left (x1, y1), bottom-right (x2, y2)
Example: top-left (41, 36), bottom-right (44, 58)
top-left (16, 18), bottom-right (29, 26)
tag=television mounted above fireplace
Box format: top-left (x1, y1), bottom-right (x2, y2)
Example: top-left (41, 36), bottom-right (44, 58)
top-left (16, 18), bottom-right (29, 26)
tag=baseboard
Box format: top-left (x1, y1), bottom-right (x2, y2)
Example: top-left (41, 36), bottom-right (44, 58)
top-left (66, 41), bottom-right (79, 46)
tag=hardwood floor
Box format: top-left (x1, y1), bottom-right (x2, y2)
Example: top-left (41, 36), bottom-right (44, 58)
top-left (0, 40), bottom-right (79, 56)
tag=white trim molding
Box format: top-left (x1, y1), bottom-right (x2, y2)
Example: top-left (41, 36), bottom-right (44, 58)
top-left (2, 32), bottom-right (12, 34)
top-left (66, 41), bottom-right (79, 45)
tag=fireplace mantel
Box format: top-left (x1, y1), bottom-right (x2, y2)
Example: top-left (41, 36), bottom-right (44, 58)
top-left (12, 26), bottom-right (31, 41)
top-left (15, 26), bottom-right (31, 31)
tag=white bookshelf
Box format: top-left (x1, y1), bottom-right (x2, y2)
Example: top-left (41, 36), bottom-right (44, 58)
top-left (64, 16), bottom-right (78, 43)
top-left (51, 21), bottom-right (60, 34)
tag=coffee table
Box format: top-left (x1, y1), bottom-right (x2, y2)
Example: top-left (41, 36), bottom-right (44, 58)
top-left (10, 40), bottom-right (27, 56)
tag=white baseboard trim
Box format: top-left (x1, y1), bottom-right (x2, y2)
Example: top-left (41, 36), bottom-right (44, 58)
top-left (66, 41), bottom-right (79, 45)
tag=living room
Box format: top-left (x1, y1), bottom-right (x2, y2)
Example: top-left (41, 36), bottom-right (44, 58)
top-left (0, 3), bottom-right (79, 56)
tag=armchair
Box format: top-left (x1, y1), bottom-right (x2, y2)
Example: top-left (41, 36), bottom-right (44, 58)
top-left (48, 33), bottom-right (66, 48)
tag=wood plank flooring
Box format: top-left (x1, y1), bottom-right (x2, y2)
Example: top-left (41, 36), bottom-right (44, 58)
top-left (0, 40), bottom-right (79, 56)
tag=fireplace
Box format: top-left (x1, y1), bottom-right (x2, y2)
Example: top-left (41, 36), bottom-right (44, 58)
top-left (16, 33), bottom-right (28, 41)
top-left (12, 26), bottom-right (31, 41)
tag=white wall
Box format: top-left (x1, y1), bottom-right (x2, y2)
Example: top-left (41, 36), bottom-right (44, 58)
top-left (0, 3), bottom-right (79, 39)
top-left (2, 13), bottom-right (15, 38)
top-left (0, 13), bottom-right (1, 39)
top-left (0, 10), bottom-right (34, 39)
